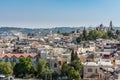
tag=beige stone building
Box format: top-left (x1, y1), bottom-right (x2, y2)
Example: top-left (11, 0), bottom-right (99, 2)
top-left (83, 62), bottom-right (99, 80)
top-left (77, 46), bottom-right (95, 54)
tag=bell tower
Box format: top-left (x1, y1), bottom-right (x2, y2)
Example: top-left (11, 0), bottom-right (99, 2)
top-left (109, 21), bottom-right (113, 30)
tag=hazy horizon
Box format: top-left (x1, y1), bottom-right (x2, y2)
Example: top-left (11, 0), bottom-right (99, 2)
top-left (0, 0), bottom-right (120, 28)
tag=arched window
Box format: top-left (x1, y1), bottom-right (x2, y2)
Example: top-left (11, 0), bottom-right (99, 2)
top-left (5, 57), bottom-right (8, 62)
top-left (13, 57), bottom-right (16, 62)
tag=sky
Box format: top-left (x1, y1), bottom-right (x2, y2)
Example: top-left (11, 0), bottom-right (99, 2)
top-left (0, 0), bottom-right (120, 28)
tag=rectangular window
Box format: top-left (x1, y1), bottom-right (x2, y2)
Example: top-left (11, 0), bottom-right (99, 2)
top-left (95, 69), bottom-right (98, 73)
top-left (59, 61), bottom-right (61, 65)
top-left (88, 68), bottom-right (92, 72)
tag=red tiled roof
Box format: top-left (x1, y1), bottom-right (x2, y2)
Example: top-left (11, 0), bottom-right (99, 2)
top-left (1, 53), bottom-right (37, 58)
top-left (31, 42), bottom-right (40, 47)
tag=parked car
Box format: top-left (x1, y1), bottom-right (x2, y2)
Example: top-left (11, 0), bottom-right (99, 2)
top-left (0, 74), bottom-right (5, 80)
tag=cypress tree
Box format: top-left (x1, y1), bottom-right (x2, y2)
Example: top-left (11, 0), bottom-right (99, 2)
top-left (74, 52), bottom-right (78, 60)
top-left (71, 50), bottom-right (74, 62)
top-left (83, 27), bottom-right (87, 41)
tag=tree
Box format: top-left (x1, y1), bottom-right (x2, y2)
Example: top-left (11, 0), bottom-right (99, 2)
top-left (74, 52), bottom-right (78, 60)
top-left (116, 30), bottom-right (120, 37)
top-left (77, 29), bottom-right (119, 41)
top-left (76, 27), bottom-right (88, 43)
top-left (61, 62), bottom-right (69, 76)
top-left (61, 63), bottom-right (81, 80)
top-left (62, 33), bottom-right (69, 36)
top-left (107, 30), bottom-right (114, 38)
top-left (37, 59), bottom-right (53, 80)
top-left (52, 71), bottom-right (59, 80)
top-left (71, 60), bottom-right (83, 72)
top-left (14, 57), bottom-right (33, 78)
top-left (57, 30), bottom-right (60, 34)
top-left (101, 32), bottom-right (108, 39)
top-left (82, 27), bottom-right (87, 41)
top-left (76, 35), bottom-right (83, 43)
top-left (0, 62), bottom-right (13, 77)
top-left (3, 62), bottom-right (13, 77)
top-left (67, 67), bottom-right (81, 80)
top-left (87, 30), bottom-right (109, 40)
top-left (71, 50), bottom-right (75, 62)
top-left (20, 57), bottom-right (32, 75)
top-left (87, 30), bottom-right (99, 40)
top-left (37, 59), bottom-right (47, 76)
top-left (76, 29), bottom-right (109, 42)
top-left (71, 50), bottom-right (78, 62)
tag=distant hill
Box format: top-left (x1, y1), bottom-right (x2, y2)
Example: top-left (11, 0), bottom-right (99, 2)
top-left (0, 27), bottom-right (84, 35)
top-left (0, 26), bottom-right (119, 35)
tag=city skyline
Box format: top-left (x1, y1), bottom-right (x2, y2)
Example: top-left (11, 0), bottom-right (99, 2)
top-left (0, 0), bottom-right (120, 28)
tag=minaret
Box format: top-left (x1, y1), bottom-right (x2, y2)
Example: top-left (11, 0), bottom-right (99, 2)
top-left (109, 21), bottom-right (113, 30)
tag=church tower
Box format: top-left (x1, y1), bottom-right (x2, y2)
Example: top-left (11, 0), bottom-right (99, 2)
top-left (109, 21), bottom-right (113, 30)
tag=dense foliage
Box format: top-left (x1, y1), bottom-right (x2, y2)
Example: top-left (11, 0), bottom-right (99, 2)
top-left (76, 29), bottom-right (120, 43)
top-left (0, 62), bottom-right (13, 77)
top-left (71, 50), bottom-right (78, 62)
top-left (13, 58), bottom-right (53, 79)
top-left (14, 57), bottom-right (34, 78)
top-left (37, 59), bottom-right (53, 80)
top-left (61, 50), bottom-right (83, 80)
